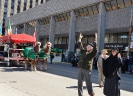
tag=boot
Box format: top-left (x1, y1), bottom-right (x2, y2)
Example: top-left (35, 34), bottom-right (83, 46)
top-left (90, 92), bottom-right (95, 96)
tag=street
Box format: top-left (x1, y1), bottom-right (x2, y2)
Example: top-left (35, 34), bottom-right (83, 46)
top-left (0, 63), bottom-right (133, 96)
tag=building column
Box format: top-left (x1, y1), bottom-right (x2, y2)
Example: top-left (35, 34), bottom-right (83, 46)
top-left (97, 2), bottom-right (106, 55)
top-left (36, 20), bottom-right (40, 41)
top-left (32, 0), bottom-right (36, 8)
top-left (24, 23), bottom-right (28, 34)
top-left (7, 0), bottom-right (11, 17)
top-left (49, 16), bottom-right (55, 48)
top-left (20, 0), bottom-right (24, 12)
top-left (14, 0), bottom-right (18, 15)
top-left (0, 0), bottom-right (5, 22)
top-left (68, 11), bottom-right (76, 57)
top-left (26, 0), bottom-right (30, 10)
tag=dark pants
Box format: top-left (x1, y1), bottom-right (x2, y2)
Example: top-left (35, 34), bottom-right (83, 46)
top-left (78, 68), bottom-right (93, 96)
top-left (50, 59), bottom-right (53, 64)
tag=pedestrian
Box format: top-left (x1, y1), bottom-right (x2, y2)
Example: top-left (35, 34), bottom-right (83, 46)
top-left (50, 53), bottom-right (54, 64)
top-left (77, 33), bottom-right (97, 96)
top-left (71, 55), bottom-right (76, 67)
top-left (102, 47), bottom-right (123, 96)
top-left (93, 56), bottom-right (98, 70)
top-left (61, 53), bottom-right (65, 62)
top-left (97, 49), bottom-right (108, 88)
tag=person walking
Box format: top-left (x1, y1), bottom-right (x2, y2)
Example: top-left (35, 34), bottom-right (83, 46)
top-left (77, 33), bottom-right (97, 96)
top-left (102, 47), bottom-right (123, 96)
top-left (50, 53), bottom-right (54, 64)
top-left (97, 49), bottom-right (108, 88)
top-left (61, 53), bottom-right (65, 62)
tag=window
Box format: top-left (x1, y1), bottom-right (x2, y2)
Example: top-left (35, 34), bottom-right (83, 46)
top-left (54, 12), bottom-right (70, 22)
top-left (92, 5), bottom-right (99, 14)
top-left (62, 37), bottom-right (67, 44)
top-left (54, 38), bottom-right (58, 44)
top-left (27, 21), bottom-right (36, 28)
top-left (88, 35), bottom-right (94, 43)
top-left (38, 17), bottom-right (50, 25)
top-left (105, 2), bottom-right (112, 12)
top-left (118, 33), bottom-right (128, 43)
top-left (58, 38), bottom-right (62, 44)
top-left (111, 0), bottom-right (118, 10)
top-left (109, 33), bottom-right (117, 43)
top-left (105, 34), bottom-right (109, 43)
top-left (124, 0), bottom-right (132, 7)
top-left (105, 0), bottom-right (132, 12)
top-left (74, 4), bottom-right (99, 18)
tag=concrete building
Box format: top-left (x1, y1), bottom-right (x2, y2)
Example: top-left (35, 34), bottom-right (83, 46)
top-left (5, 0), bottom-right (133, 57)
top-left (0, 0), bottom-right (50, 35)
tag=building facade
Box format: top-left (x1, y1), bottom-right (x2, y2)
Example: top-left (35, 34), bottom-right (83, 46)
top-left (5, 0), bottom-right (133, 57)
top-left (0, 0), bottom-right (49, 35)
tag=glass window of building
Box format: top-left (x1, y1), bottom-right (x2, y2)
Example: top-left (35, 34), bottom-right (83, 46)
top-left (10, 9), bottom-right (14, 15)
top-left (124, 0), bottom-right (132, 7)
top-left (62, 37), bottom-right (67, 44)
top-left (4, 7), bottom-right (7, 12)
top-left (38, 17), bottom-right (50, 25)
top-left (54, 12), bottom-right (70, 22)
top-left (105, 2), bottom-right (112, 12)
top-left (111, 0), bottom-right (118, 10)
top-left (58, 38), bottom-right (62, 44)
top-left (91, 5), bottom-right (99, 14)
top-left (4, 1), bottom-right (8, 7)
top-left (66, 37), bottom-right (69, 44)
top-left (105, 34), bottom-right (109, 43)
top-left (87, 6), bottom-right (93, 15)
top-left (109, 33), bottom-right (117, 43)
top-left (118, 32), bottom-right (128, 43)
top-left (3, 13), bottom-right (7, 20)
top-left (11, 2), bottom-right (14, 9)
top-left (54, 38), bottom-right (58, 44)
top-left (117, 0), bottom-right (125, 9)
top-left (88, 35), bottom-right (94, 43)
top-left (82, 7), bottom-right (89, 16)
top-left (17, 0), bottom-right (21, 13)
top-left (82, 37), bottom-right (88, 44)
top-left (105, 0), bottom-right (132, 12)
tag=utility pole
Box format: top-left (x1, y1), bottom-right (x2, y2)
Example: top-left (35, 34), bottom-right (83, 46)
top-left (127, 5), bottom-right (133, 58)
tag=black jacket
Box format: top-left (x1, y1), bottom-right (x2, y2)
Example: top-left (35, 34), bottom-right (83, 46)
top-left (103, 54), bottom-right (123, 78)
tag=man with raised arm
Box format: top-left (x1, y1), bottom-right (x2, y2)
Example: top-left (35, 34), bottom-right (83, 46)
top-left (77, 33), bottom-right (97, 96)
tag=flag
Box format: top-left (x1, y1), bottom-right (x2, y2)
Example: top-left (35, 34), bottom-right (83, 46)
top-left (8, 19), bottom-right (12, 35)
top-left (15, 28), bottom-right (17, 34)
top-left (0, 22), bottom-right (2, 37)
top-left (33, 27), bottom-right (36, 40)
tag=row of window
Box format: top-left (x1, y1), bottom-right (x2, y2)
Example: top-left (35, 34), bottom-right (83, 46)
top-left (40, 32), bottom-right (129, 45)
top-left (104, 0), bottom-right (133, 12)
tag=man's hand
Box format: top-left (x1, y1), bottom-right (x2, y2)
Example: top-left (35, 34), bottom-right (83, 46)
top-left (79, 33), bottom-right (83, 39)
